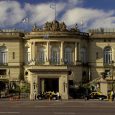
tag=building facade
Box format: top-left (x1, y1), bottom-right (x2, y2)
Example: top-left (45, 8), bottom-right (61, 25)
top-left (0, 30), bottom-right (24, 92)
top-left (0, 21), bottom-right (114, 99)
top-left (88, 29), bottom-right (115, 96)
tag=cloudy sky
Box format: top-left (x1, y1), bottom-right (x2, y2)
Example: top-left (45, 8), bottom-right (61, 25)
top-left (0, 0), bottom-right (115, 31)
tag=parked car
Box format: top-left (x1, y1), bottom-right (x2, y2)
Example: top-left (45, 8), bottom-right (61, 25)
top-left (37, 91), bottom-right (61, 100)
top-left (37, 93), bottom-right (44, 100)
top-left (85, 92), bottom-right (107, 100)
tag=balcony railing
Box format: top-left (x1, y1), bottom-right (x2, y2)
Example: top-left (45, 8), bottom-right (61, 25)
top-left (0, 75), bottom-right (9, 79)
top-left (25, 60), bottom-right (77, 66)
top-left (0, 63), bottom-right (8, 66)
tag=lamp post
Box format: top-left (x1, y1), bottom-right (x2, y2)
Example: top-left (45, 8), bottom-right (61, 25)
top-left (63, 82), bottom-right (67, 92)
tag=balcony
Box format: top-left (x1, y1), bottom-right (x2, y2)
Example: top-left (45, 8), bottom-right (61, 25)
top-left (0, 63), bottom-right (8, 66)
top-left (0, 75), bottom-right (9, 80)
top-left (24, 58), bottom-right (79, 66)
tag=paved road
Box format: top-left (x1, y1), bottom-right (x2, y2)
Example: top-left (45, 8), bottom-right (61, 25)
top-left (0, 100), bottom-right (115, 115)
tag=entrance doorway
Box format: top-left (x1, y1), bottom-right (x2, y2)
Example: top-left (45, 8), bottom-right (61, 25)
top-left (40, 78), bottom-right (59, 93)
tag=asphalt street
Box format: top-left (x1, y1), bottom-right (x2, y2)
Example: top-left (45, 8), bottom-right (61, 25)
top-left (0, 99), bottom-right (115, 115)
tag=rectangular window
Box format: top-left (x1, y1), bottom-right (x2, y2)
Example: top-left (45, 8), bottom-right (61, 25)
top-left (38, 52), bottom-right (45, 64)
top-left (1, 52), bottom-right (7, 64)
top-left (96, 52), bottom-right (99, 59)
top-left (0, 69), bottom-right (6, 75)
top-left (13, 52), bottom-right (15, 59)
top-left (51, 51), bottom-right (60, 64)
top-left (64, 52), bottom-right (72, 64)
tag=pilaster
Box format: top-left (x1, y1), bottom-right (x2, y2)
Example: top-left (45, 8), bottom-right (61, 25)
top-left (60, 41), bottom-right (64, 65)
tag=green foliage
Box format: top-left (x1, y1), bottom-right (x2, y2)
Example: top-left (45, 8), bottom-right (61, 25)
top-left (20, 83), bottom-right (30, 93)
top-left (9, 83), bottom-right (20, 94)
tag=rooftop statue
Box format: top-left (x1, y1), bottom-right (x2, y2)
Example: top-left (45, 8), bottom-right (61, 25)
top-left (59, 22), bottom-right (67, 31)
top-left (31, 21), bottom-right (79, 32)
top-left (51, 20), bottom-right (60, 31)
top-left (44, 22), bottom-right (52, 31)
top-left (70, 24), bottom-right (80, 32)
top-left (44, 20), bottom-right (67, 31)
top-left (32, 23), bottom-right (40, 32)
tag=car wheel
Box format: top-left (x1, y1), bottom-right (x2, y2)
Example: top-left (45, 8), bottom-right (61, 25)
top-left (52, 97), bottom-right (56, 100)
top-left (99, 97), bottom-right (103, 101)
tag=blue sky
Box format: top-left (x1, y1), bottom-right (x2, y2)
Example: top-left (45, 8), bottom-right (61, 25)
top-left (0, 0), bottom-right (115, 31)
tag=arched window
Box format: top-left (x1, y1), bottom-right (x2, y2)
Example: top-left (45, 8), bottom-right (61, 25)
top-left (0, 47), bottom-right (8, 64)
top-left (80, 48), bottom-right (87, 64)
top-left (51, 47), bottom-right (60, 64)
top-left (25, 47), bottom-right (31, 64)
top-left (64, 47), bottom-right (72, 64)
top-left (104, 46), bottom-right (112, 64)
top-left (38, 46), bottom-right (46, 64)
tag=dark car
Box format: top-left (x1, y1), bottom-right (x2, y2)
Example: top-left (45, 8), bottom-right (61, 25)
top-left (37, 93), bottom-right (45, 100)
top-left (85, 92), bottom-right (107, 100)
top-left (37, 92), bottom-right (61, 100)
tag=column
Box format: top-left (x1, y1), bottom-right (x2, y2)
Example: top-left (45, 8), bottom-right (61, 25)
top-left (77, 42), bottom-right (80, 61)
top-left (60, 41), bottom-right (64, 64)
top-left (30, 75), bottom-right (34, 100)
top-left (31, 42), bottom-right (36, 65)
top-left (41, 79), bottom-right (45, 94)
top-left (59, 75), bottom-right (68, 100)
top-left (46, 42), bottom-right (49, 65)
top-left (30, 74), bottom-right (38, 100)
top-left (75, 42), bottom-right (77, 64)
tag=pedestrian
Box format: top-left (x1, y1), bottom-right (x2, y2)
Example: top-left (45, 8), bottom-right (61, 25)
top-left (84, 89), bottom-right (89, 101)
top-left (111, 91), bottom-right (114, 101)
top-left (56, 92), bottom-right (60, 100)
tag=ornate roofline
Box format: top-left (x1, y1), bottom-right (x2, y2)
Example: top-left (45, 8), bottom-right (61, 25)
top-left (32, 20), bottom-right (80, 32)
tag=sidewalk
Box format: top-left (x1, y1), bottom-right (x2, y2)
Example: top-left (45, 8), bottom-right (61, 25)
top-left (0, 97), bottom-right (114, 102)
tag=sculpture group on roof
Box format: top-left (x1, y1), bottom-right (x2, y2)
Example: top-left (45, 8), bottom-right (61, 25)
top-left (44, 20), bottom-right (67, 31)
top-left (32, 20), bottom-right (80, 32)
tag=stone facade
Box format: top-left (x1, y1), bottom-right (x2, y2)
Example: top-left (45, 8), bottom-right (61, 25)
top-left (0, 21), bottom-right (115, 100)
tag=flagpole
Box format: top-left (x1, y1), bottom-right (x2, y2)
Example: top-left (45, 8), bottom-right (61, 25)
top-left (55, 3), bottom-right (56, 21)
top-left (50, 2), bottom-right (56, 21)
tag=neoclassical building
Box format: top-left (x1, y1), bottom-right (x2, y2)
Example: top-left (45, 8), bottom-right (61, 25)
top-left (24, 21), bottom-right (89, 100)
top-left (0, 21), bottom-right (114, 99)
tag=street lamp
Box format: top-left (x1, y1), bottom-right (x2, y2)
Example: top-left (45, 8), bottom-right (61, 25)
top-left (63, 82), bottom-right (67, 92)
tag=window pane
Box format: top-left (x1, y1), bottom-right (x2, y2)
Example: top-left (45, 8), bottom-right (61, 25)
top-left (25, 47), bottom-right (31, 64)
top-left (38, 47), bottom-right (46, 64)
top-left (64, 47), bottom-right (72, 64)
top-left (104, 47), bottom-right (112, 64)
top-left (51, 47), bottom-right (60, 64)
top-left (0, 48), bottom-right (7, 64)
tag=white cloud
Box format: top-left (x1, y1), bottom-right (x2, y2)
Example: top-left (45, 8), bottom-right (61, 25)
top-left (0, 1), bottom-right (25, 27)
top-left (0, 0), bottom-right (115, 31)
top-left (89, 17), bottom-right (115, 29)
top-left (25, 3), bottom-right (66, 25)
top-left (60, 8), bottom-right (115, 30)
